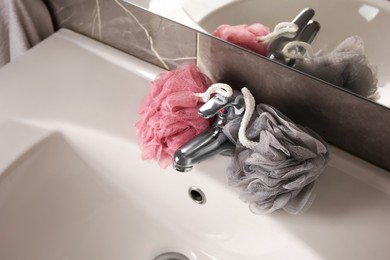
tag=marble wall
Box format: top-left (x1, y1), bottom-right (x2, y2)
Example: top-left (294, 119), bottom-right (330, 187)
top-left (44, 0), bottom-right (390, 171)
top-left (44, 0), bottom-right (197, 69)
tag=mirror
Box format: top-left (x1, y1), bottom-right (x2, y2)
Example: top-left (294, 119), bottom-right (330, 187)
top-left (125, 0), bottom-right (390, 108)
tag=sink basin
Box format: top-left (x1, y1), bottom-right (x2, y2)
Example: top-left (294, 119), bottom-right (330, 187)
top-left (1, 29), bottom-right (390, 259)
top-left (181, 0), bottom-right (390, 106)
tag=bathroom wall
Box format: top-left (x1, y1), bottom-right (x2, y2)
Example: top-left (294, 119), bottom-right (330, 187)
top-left (44, 0), bottom-right (390, 171)
top-left (43, 0), bottom-right (196, 69)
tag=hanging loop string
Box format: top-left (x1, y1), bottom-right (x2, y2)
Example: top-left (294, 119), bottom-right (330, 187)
top-left (194, 83), bottom-right (233, 102)
top-left (238, 87), bottom-right (259, 149)
top-left (282, 41), bottom-right (314, 60)
top-left (256, 22), bottom-right (298, 43)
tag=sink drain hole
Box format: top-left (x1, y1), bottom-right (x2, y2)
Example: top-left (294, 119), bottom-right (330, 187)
top-left (154, 252), bottom-right (189, 260)
top-left (189, 186), bottom-right (206, 204)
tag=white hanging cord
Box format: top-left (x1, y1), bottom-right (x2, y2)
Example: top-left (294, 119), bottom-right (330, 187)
top-left (256, 22), bottom-right (298, 44)
top-left (282, 41), bottom-right (314, 60)
top-left (194, 83), bottom-right (233, 102)
top-left (238, 87), bottom-right (259, 149)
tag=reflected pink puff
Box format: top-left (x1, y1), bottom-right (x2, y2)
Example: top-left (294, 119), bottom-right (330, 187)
top-left (213, 23), bottom-right (270, 56)
top-left (135, 64), bottom-right (211, 168)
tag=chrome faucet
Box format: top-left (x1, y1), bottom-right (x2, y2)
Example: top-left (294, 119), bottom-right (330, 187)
top-left (173, 90), bottom-right (245, 172)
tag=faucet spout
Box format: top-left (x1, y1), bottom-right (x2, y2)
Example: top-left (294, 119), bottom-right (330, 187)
top-left (173, 127), bottom-right (235, 172)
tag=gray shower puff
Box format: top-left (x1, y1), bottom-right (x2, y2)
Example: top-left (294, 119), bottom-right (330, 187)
top-left (294, 36), bottom-right (378, 99)
top-left (223, 104), bottom-right (329, 214)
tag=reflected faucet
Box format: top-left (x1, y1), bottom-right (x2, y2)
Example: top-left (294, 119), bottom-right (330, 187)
top-left (267, 8), bottom-right (320, 66)
top-left (173, 90), bottom-right (245, 172)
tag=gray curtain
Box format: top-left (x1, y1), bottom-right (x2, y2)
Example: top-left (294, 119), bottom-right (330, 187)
top-left (0, 0), bottom-right (54, 67)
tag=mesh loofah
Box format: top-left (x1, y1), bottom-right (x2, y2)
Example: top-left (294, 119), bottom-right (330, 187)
top-left (212, 23), bottom-right (270, 56)
top-left (135, 64), bottom-right (211, 168)
top-left (294, 36), bottom-right (378, 99)
top-left (223, 104), bottom-right (329, 214)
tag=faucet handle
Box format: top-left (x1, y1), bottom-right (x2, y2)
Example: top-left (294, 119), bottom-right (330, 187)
top-left (198, 90), bottom-right (244, 119)
top-left (198, 93), bottom-right (230, 119)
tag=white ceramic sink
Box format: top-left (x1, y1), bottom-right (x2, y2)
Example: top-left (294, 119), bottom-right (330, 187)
top-left (181, 0), bottom-right (390, 106)
top-left (1, 29), bottom-right (390, 260)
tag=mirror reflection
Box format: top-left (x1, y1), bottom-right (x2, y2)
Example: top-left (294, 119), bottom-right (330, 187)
top-left (129, 0), bottom-right (390, 107)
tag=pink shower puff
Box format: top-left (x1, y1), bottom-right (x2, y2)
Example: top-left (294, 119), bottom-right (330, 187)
top-left (135, 64), bottom-right (212, 168)
top-left (213, 23), bottom-right (270, 56)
